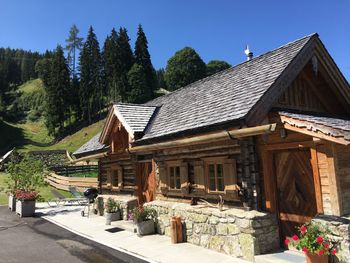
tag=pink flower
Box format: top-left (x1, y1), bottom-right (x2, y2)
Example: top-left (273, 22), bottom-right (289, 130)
top-left (323, 242), bottom-right (329, 249)
top-left (284, 239), bottom-right (289, 245)
top-left (300, 225), bottom-right (307, 233)
top-left (316, 236), bottom-right (324, 244)
top-left (331, 249), bottom-right (337, 255)
top-left (318, 250), bottom-right (324, 255)
top-left (302, 247), bottom-right (308, 253)
top-left (292, 235), bottom-right (299, 241)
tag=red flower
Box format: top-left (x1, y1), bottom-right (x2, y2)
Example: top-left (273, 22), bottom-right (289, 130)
top-left (331, 249), bottom-right (337, 255)
top-left (300, 225), bottom-right (307, 233)
top-left (316, 236), bottom-right (324, 243)
top-left (284, 239), bottom-right (289, 245)
top-left (318, 250), bottom-right (324, 255)
top-left (302, 247), bottom-right (308, 253)
top-left (323, 242), bottom-right (329, 248)
top-left (292, 235), bottom-right (299, 241)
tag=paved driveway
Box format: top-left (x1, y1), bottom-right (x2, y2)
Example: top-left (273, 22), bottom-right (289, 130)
top-left (0, 206), bottom-right (147, 263)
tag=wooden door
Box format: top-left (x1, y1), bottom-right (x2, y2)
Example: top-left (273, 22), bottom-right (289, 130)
top-left (274, 149), bottom-right (317, 239)
top-left (136, 161), bottom-right (156, 205)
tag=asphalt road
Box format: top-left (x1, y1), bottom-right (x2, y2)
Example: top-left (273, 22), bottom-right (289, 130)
top-left (0, 206), bottom-right (147, 263)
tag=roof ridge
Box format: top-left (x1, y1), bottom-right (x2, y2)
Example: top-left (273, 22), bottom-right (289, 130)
top-left (115, 102), bottom-right (158, 108)
top-left (146, 33), bottom-right (318, 106)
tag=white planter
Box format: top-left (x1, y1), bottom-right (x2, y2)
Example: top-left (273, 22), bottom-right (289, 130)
top-left (16, 200), bottom-right (35, 217)
top-left (8, 194), bottom-right (16, 211)
top-left (136, 220), bottom-right (155, 236)
top-left (105, 211), bottom-right (121, 225)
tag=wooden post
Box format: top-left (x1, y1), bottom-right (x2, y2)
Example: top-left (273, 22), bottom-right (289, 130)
top-left (175, 216), bottom-right (183, 243)
top-left (171, 217), bottom-right (177, 243)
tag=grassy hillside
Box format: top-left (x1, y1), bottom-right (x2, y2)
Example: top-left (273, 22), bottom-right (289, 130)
top-left (18, 78), bottom-right (44, 93)
top-left (0, 118), bottom-right (105, 153)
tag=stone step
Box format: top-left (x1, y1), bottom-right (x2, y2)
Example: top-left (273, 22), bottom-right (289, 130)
top-left (255, 250), bottom-right (305, 263)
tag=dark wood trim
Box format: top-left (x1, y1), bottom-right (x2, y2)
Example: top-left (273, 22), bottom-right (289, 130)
top-left (310, 147), bottom-right (324, 214)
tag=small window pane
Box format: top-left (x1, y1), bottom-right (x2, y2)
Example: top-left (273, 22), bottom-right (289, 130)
top-left (175, 166), bottom-right (181, 189)
top-left (209, 164), bottom-right (216, 190)
top-left (217, 177), bottom-right (224, 191)
top-left (217, 164), bottom-right (223, 178)
top-left (112, 170), bottom-right (118, 187)
top-left (169, 167), bottom-right (175, 189)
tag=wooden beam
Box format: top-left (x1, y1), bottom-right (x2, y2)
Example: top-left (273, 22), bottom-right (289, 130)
top-left (282, 122), bottom-right (349, 146)
top-left (310, 147), bottom-right (324, 214)
top-left (261, 141), bottom-right (314, 151)
top-left (130, 124), bottom-right (276, 153)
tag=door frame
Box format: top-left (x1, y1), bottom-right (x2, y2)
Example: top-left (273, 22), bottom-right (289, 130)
top-left (260, 141), bottom-right (324, 238)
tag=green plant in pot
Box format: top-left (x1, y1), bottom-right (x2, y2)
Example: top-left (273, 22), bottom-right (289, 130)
top-left (104, 198), bottom-right (121, 225)
top-left (6, 153), bottom-right (46, 217)
top-left (5, 150), bottom-right (22, 211)
top-left (285, 221), bottom-right (338, 263)
top-left (130, 205), bottom-right (156, 236)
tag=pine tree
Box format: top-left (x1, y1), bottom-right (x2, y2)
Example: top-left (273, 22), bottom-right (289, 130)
top-left (134, 24), bottom-right (157, 101)
top-left (45, 46), bottom-right (70, 136)
top-left (128, 64), bottom-right (148, 103)
top-left (116, 27), bottom-right (134, 102)
top-left (79, 26), bottom-right (103, 123)
top-left (65, 24), bottom-right (84, 78)
top-left (103, 29), bottom-right (118, 102)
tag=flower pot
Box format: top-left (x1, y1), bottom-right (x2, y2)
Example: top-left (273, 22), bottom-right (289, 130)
top-left (136, 220), bottom-right (155, 236)
top-left (8, 194), bottom-right (16, 211)
top-left (16, 200), bottom-right (35, 217)
top-left (105, 211), bottom-right (121, 225)
top-left (305, 253), bottom-right (328, 263)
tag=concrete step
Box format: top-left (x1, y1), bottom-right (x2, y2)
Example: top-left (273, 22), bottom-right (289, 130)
top-left (255, 250), bottom-right (305, 263)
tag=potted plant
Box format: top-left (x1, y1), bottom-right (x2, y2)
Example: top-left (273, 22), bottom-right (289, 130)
top-left (5, 150), bottom-right (22, 211)
top-left (6, 153), bottom-right (45, 217)
top-left (104, 198), bottom-right (121, 225)
top-left (15, 190), bottom-right (38, 217)
top-left (284, 222), bottom-right (338, 263)
top-left (130, 205), bottom-right (156, 236)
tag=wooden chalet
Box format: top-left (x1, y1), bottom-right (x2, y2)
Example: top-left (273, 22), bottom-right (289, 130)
top-left (73, 33), bottom-right (350, 261)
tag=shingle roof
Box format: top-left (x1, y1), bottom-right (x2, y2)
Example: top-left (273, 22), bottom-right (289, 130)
top-left (140, 34), bottom-right (315, 143)
top-left (114, 104), bottom-right (157, 134)
top-left (73, 132), bottom-right (107, 158)
top-left (279, 111), bottom-right (350, 141)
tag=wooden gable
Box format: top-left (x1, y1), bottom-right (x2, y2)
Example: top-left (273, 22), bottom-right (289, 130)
top-left (274, 61), bottom-right (350, 115)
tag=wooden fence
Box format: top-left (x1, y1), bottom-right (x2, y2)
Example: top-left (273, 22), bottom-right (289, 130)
top-left (49, 165), bottom-right (98, 177)
top-left (46, 173), bottom-right (98, 192)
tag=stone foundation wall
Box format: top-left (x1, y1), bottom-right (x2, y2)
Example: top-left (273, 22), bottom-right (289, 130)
top-left (145, 200), bottom-right (279, 261)
top-left (313, 215), bottom-right (350, 263)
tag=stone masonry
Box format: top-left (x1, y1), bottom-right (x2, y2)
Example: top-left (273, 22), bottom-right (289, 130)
top-left (313, 215), bottom-right (350, 263)
top-left (145, 200), bottom-right (279, 262)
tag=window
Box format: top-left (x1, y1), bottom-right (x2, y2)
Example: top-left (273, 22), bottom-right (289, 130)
top-left (208, 163), bottom-right (225, 192)
top-left (107, 165), bottom-right (123, 190)
top-left (169, 166), bottom-right (181, 190)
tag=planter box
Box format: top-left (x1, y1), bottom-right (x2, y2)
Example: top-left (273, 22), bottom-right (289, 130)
top-left (8, 194), bottom-right (16, 211)
top-left (16, 200), bottom-right (35, 217)
top-left (105, 211), bottom-right (121, 225)
top-left (136, 220), bottom-right (155, 236)
top-left (306, 253), bottom-right (328, 263)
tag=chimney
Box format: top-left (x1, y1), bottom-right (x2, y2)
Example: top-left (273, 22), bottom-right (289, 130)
top-left (244, 45), bottom-right (253, 61)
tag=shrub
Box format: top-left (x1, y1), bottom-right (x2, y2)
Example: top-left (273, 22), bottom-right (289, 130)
top-left (130, 206), bottom-right (156, 222)
top-left (104, 198), bottom-right (120, 213)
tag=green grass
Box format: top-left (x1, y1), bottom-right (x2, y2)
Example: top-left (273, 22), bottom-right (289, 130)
top-left (0, 118), bottom-right (105, 153)
top-left (69, 171), bottom-right (98, 178)
top-left (18, 79), bottom-right (44, 93)
top-left (0, 172), bottom-right (72, 205)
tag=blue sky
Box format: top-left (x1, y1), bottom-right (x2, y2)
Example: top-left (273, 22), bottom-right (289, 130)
top-left (1, 0), bottom-right (350, 80)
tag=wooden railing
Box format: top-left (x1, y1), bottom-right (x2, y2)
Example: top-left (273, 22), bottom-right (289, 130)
top-left (46, 172), bottom-right (98, 192)
top-left (49, 165), bottom-right (98, 177)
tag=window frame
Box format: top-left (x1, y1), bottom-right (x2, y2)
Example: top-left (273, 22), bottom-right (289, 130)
top-left (204, 157), bottom-right (226, 194)
top-left (166, 160), bottom-right (183, 192)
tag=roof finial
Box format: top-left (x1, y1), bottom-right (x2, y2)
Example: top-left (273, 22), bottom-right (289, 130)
top-left (244, 45), bottom-right (253, 61)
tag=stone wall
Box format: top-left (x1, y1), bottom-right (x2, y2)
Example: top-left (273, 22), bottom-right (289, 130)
top-left (96, 194), bottom-right (138, 220)
top-left (145, 200), bottom-right (279, 262)
top-left (313, 215), bottom-right (350, 263)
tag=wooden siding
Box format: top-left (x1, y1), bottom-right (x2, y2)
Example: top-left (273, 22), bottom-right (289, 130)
top-left (334, 144), bottom-right (350, 215)
top-left (99, 154), bottom-right (136, 194)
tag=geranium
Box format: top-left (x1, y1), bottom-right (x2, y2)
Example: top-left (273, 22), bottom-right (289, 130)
top-left (316, 236), bottom-right (324, 244)
top-left (292, 235), bottom-right (299, 241)
top-left (300, 225), bottom-right (307, 233)
top-left (287, 222), bottom-right (339, 256)
top-left (15, 189), bottom-right (38, 201)
top-left (131, 205), bottom-right (156, 223)
top-left (284, 239), bottom-right (289, 245)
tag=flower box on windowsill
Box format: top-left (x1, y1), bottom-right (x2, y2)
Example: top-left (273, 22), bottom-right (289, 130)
top-left (16, 200), bottom-right (35, 217)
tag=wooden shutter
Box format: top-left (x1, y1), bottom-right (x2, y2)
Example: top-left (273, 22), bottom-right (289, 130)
top-left (180, 162), bottom-right (189, 195)
top-left (193, 160), bottom-right (206, 195)
top-left (223, 158), bottom-right (238, 199)
top-left (158, 162), bottom-right (169, 194)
